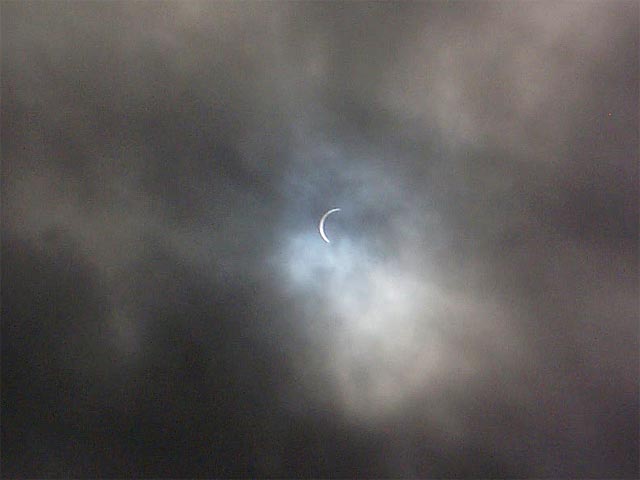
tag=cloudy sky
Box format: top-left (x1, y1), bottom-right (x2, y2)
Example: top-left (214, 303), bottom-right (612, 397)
top-left (2, 1), bottom-right (638, 477)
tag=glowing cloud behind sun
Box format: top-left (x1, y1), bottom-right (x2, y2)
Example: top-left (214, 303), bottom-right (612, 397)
top-left (273, 209), bottom-right (485, 419)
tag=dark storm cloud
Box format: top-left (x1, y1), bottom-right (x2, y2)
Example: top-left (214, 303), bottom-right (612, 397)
top-left (2, 1), bottom-right (638, 477)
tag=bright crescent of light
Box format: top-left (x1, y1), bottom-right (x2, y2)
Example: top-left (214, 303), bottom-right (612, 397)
top-left (319, 208), bottom-right (341, 244)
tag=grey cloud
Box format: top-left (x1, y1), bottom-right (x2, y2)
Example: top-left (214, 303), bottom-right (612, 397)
top-left (2, 1), bottom-right (637, 477)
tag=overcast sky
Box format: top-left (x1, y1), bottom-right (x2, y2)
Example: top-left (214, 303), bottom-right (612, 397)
top-left (2, 1), bottom-right (638, 477)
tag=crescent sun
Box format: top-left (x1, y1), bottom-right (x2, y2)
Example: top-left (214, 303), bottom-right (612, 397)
top-left (319, 208), bottom-right (341, 244)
